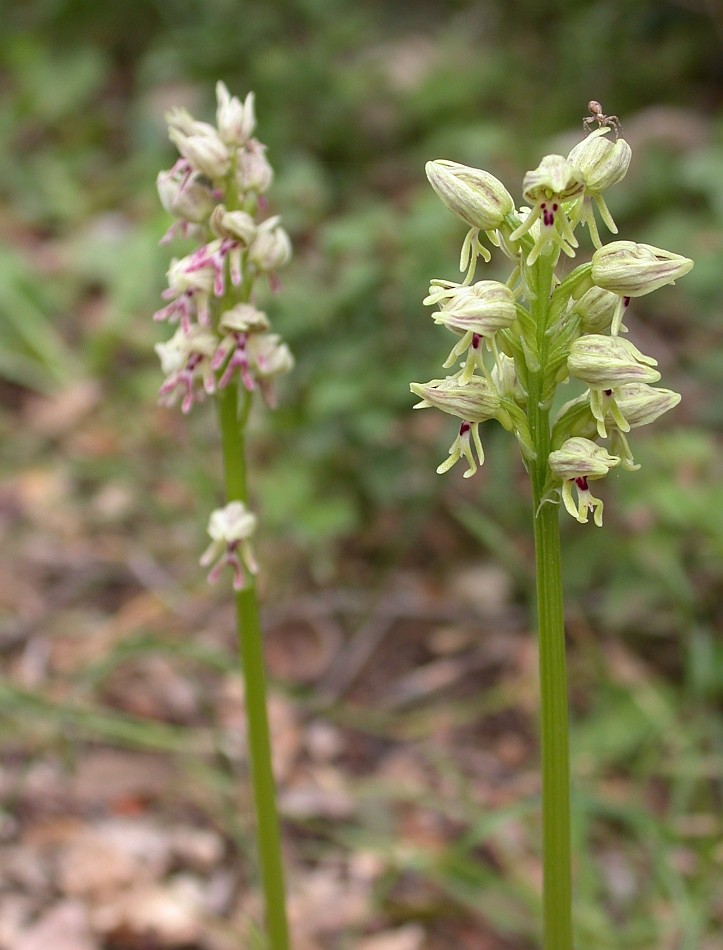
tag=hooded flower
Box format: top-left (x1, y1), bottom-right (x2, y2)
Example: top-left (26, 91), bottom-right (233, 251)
top-left (153, 255), bottom-right (216, 331)
top-left (548, 437), bottom-right (620, 526)
top-left (510, 155), bottom-right (585, 265)
top-left (567, 128), bottom-right (632, 246)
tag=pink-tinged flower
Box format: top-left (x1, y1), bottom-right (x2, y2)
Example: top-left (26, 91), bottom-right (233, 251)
top-left (156, 165), bottom-right (215, 244)
top-left (200, 501), bottom-right (259, 590)
top-left (246, 333), bottom-right (295, 407)
top-left (211, 304), bottom-right (271, 390)
top-left (155, 325), bottom-right (219, 414)
top-left (248, 217), bottom-right (292, 273)
top-left (154, 255), bottom-right (216, 332)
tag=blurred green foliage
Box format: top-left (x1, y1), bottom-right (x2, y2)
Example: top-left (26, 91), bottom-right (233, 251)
top-left (2, 1), bottom-right (723, 944)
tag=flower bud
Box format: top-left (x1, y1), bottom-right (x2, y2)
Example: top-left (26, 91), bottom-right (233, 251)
top-left (236, 140), bottom-right (274, 194)
top-left (425, 160), bottom-right (513, 231)
top-left (157, 171), bottom-right (214, 223)
top-left (567, 129), bottom-right (631, 195)
top-left (210, 206), bottom-right (257, 244)
top-left (571, 286), bottom-right (620, 334)
top-left (410, 376), bottom-right (501, 423)
top-left (169, 128), bottom-right (230, 179)
top-left (431, 280), bottom-right (516, 337)
top-left (165, 108), bottom-right (217, 139)
top-left (248, 217), bottom-right (292, 271)
top-left (216, 82), bottom-right (255, 146)
top-left (592, 241), bottom-right (694, 298)
top-left (219, 303), bottom-right (270, 334)
top-left (522, 154), bottom-right (585, 204)
top-left (568, 334), bottom-right (660, 389)
top-left (613, 382), bottom-right (681, 428)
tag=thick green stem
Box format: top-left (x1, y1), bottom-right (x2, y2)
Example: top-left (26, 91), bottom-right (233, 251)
top-left (218, 383), bottom-right (290, 950)
top-left (527, 253), bottom-right (573, 950)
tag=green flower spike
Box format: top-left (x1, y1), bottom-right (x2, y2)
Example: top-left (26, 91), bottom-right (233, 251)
top-left (549, 437), bottom-right (620, 526)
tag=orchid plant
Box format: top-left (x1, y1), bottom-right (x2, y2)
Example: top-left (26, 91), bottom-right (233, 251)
top-left (153, 83), bottom-right (292, 950)
top-left (412, 103), bottom-right (693, 949)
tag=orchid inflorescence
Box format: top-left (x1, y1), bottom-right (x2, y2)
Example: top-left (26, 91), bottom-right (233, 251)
top-left (154, 83), bottom-right (293, 584)
top-left (412, 112), bottom-right (693, 526)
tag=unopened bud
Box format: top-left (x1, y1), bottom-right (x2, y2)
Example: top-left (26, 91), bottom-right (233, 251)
top-left (248, 333), bottom-right (294, 379)
top-left (410, 376), bottom-right (501, 423)
top-left (568, 334), bottom-right (660, 389)
top-left (491, 352), bottom-right (518, 399)
top-left (215, 82), bottom-right (255, 145)
top-left (210, 206), bottom-right (257, 243)
top-left (169, 128), bottom-right (230, 179)
top-left (567, 129), bottom-right (631, 195)
top-left (236, 140), bottom-right (274, 194)
top-left (592, 241), bottom-right (694, 298)
top-left (522, 154), bottom-right (585, 204)
top-left (425, 160), bottom-right (513, 231)
top-left (165, 108), bottom-right (217, 139)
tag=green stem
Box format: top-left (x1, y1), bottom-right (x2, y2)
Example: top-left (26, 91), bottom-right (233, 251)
top-left (527, 253), bottom-right (572, 950)
top-left (218, 383), bottom-right (290, 950)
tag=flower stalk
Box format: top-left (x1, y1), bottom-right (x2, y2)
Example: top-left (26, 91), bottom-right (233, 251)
top-left (153, 83), bottom-right (292, 950)
top-left (414, 108), bottom-right (692, 947)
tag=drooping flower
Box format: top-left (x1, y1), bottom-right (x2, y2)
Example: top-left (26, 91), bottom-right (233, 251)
top-left (155, 325), bottom-right (219, 413)
top-left (212, 304), bottom-right (271, 390)
top-left (567, 128), bottom-right (632, 247)
top-left (153, 255), bottom-right (217, 331)
top-left (548, 437), bottom-right (620, 526)
top-left (567, 334), bottom-right (661, 436)
top-left (200, 501), bottom-right (259, 590)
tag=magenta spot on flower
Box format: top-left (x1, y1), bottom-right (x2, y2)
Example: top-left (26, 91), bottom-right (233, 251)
top-left (460, 421), bottom-right (470, 435)
top-left (623, 296), bottom-right (630, 307)
top-left (552, 203), bottom-right (558, 211)
top-left (603, 389), bottom-right (612, 396)
top-left (472, 333), bottom-right (481, 349)
top-left (575, 476), bottom-right (589, 491)
top-left (541, 203), bottom-right (546, 210)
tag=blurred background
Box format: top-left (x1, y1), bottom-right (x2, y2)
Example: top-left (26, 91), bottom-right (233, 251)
top-left (0, 1), bottom-right (722, 948)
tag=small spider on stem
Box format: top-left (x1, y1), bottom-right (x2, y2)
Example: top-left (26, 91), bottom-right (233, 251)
top-left (583, 100), bottom-right (622, 139)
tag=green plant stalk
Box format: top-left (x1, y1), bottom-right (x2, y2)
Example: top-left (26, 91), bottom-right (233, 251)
top-left (218, 382), bottom-right (290, 950)
top-left (527, 252), bottom-right (572, 950)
